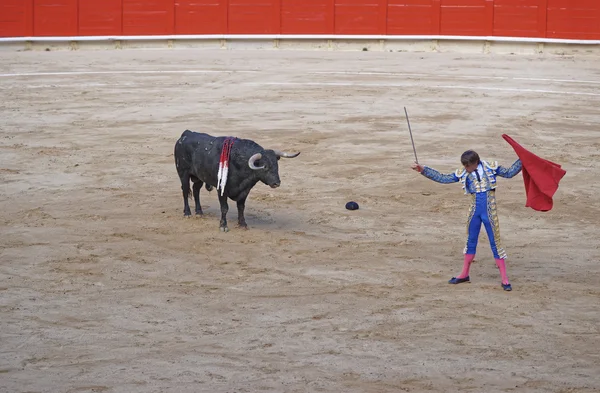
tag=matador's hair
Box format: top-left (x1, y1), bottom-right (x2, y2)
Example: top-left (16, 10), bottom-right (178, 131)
top-left (461, 150), bottom-right (480, 167)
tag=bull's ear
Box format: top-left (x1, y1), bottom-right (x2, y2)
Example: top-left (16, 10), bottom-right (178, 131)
top-left (248, 152), bottom-right (265, 170)
top-left (255, 159), bottom-right (265, 168)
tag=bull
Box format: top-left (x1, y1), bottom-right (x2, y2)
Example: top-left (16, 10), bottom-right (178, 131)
top-left (174, 130), bottom-right (300, 232)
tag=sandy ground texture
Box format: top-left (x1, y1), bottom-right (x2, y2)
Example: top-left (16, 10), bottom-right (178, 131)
top-left (1, 49), bottom-right (600, 393)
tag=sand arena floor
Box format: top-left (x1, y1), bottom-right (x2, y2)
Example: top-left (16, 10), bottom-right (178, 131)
top-left (1, 48), bottom-right (600, 393)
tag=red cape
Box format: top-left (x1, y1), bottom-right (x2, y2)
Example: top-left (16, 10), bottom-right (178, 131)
top-left (502, 134), bottom-right (566, 212)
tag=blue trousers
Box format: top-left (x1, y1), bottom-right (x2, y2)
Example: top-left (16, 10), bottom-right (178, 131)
top-left (464, 191), bottom-right (507, 259)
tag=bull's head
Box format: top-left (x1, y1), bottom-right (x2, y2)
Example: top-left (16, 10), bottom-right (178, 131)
top-left (248, 149), bottom-right (300, 188)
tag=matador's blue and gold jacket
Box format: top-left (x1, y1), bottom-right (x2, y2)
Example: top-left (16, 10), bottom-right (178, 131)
top-left (421, 159), bottom-right (522, 194)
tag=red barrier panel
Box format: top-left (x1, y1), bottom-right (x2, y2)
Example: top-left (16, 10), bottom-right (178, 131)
top-left (334, 0), bottom-right (386, 34)
top-left (440, 0), bottom-right (492, 36)
top-left (229, 0), bottom-right (280, 34)
top-left (387, 0), bottom-right (440, 35)
top-left (33, 0), bottom-right (78, 36)
top-left (281, 0), bottom-right (333, 34)
top-left (547, 0), bottom-right (600, 39)
top-left (122, 0), bottom-right (174, 35)
top-left (493, 0), bottom-right (543, 37)
top-left (0, 0), bottom-right (33, 37)
top-left (175, 0), bottom-right (227, 34)
top-left (1, 1), bottom-right (600, 40)
top-left (79, 0), bottom-right (122, 36)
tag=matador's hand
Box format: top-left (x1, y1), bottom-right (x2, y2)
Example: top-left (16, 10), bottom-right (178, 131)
top-left (411, 162), bottom-right (424, 173)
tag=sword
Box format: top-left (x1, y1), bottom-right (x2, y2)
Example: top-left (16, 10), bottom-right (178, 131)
top-left (404, 107), bottom-right (419, 164)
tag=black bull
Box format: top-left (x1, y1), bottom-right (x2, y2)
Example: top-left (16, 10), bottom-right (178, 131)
top-left (174, 130), bottom-right (300, 232)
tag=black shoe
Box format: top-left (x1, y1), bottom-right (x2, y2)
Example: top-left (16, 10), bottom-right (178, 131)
top-left (502, 283), bottom-right (512, 291)
top-left (448, 276), bottom-right (470, 284)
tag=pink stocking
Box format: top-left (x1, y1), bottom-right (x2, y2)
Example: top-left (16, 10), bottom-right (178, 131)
top-left (495, 258), bottom-right (510, 285)
top-left (458, 254), bottom-right (475, 279)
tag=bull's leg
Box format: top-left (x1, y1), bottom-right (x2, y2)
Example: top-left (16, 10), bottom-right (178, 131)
top-left (218, 193), bottom-right (229, 232)
top-left (180, 173), bottom-right (192, 217)
top-left (192, 180), bottom-right (203, 216)
top-left (237, 196), bottom-right (248, 229)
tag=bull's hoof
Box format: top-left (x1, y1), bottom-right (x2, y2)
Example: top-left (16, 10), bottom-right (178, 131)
top-left (184, 214), bottom-right (192, 219)
top-left (195, 212), bottom-right (204, 217)
top-left (220, 226), bottom-right (229, 232)
top-left (237, 224), bottom-right (249, 230)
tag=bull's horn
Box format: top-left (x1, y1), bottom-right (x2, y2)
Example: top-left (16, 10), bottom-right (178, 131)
top-left (248, 153), bottom-right (265, 170)
top-left (273, 150), bottom-right (301, 158)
